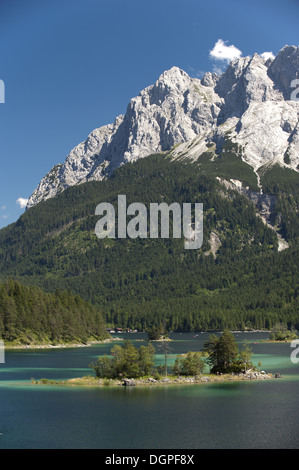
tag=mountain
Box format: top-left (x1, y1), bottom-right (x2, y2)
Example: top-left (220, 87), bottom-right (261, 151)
top-left (27, 45), bottom-right (299, 209)
top-left (1, 154), bottom-right (299, 332)
top-left (1, 45), bottom-right (299, 334)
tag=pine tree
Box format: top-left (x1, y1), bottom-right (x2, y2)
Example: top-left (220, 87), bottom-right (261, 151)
top-left (203, 329), bottom-right (239, 373)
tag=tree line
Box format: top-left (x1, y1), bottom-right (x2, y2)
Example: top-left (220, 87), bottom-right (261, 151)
top-left (90, 330), bottom-right (256, 379)
top-left (0, 279), bottom-right (108, 344)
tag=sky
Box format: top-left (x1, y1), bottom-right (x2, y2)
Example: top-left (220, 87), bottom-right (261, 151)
top-left (0, 0), bottom-right (298, 228)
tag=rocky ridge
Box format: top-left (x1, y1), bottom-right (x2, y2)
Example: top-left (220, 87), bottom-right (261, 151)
top-left (27, 45), bottom-right (299, 209)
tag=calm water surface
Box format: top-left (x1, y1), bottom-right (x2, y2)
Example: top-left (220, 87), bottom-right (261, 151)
top-left (0, 332), bottom-right (299, 449)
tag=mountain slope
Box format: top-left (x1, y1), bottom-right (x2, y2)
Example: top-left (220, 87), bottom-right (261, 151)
top-left (27, 45), bottom-right (299, 209)
top-left (1, 154), bottom-right (299, 332)
top-left (2, 45), bottom-right (299, 333)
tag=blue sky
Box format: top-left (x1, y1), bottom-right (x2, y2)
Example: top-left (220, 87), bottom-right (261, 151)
top-left (0, 0), bottom-right (298, 228)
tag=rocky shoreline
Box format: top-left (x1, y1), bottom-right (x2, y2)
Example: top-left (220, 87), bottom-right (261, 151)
top-left (119, 370), bottom-right (274, 386)
top-left (48, 369), bottom-right (276, 389)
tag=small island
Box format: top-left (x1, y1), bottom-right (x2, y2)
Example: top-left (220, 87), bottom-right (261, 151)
top-left (36, 329), bottom-right (275, 388)
top-left (266, 322), bottom-right (298, 342)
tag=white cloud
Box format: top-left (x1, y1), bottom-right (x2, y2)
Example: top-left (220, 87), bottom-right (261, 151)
top-left (210, 39), bottom-right (242, 63)
top-left (2, 214), bottom-right (8, 219)
top-left (261, 51), bottom-right (275, 61)
top-left (16, 197), bottom-right (28, 209)
top-left (1, 205), bottom-right (6, 210)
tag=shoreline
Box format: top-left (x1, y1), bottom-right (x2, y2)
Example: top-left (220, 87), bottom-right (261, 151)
top-left (35, 370), bottom-right (275, 388)
top-left (260, 339), bottom-right (297, 343)
top-left (5, 331), bottom-right (296, 351)
top-left (3, 338), bottom-right (117, 350)
top-left (2, 330), bottom-right (271, 350)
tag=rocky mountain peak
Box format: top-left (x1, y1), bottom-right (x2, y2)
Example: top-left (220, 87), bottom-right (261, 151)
top-left (27, 45), bottom-right (299, 209)
top-left (201, 70), bottom-right (218, 85)
top-left (157, 65), bottom-right (190, 84)
top-left (268, 45), bottom-right (299, 100)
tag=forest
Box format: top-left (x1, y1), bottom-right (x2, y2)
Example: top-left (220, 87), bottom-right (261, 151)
top-left (0, 278), bottom-right (108, 345)
top-left (0, 153), bottom-right (298, 337)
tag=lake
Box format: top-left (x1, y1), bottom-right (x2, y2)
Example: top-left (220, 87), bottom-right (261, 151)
top-left (0, 332), bottom-right (299, 449)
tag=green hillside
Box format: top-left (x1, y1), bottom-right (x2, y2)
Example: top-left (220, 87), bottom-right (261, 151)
top-left (0, 153), bottom-right (298, 333)
top-left (0, 278), bottom-right (108, 345)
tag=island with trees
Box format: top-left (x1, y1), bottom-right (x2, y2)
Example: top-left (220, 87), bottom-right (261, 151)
top-left (267, 322), bottom-right (298, 342)
top-left (37, 329), bottom-right (274, 387)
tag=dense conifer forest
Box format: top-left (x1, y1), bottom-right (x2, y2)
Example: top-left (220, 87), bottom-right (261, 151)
top-left (0, 153), bottom-right (298, 338)
top-left (0, 279), bottom-right (108, 344)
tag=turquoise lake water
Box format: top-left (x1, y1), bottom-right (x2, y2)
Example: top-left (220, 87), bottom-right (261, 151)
top-left (0, 332), bottom-right (299, 449)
